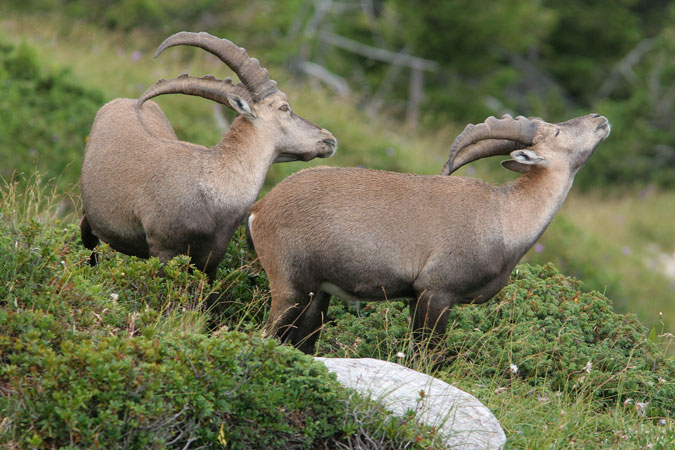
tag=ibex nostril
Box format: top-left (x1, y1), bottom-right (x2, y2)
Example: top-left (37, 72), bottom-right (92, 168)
top-left (323, 138), bottom-right (337, 150)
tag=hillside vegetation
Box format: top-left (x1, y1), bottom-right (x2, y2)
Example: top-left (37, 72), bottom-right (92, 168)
top-left (0, 179), bottom-right (445, 449)
top-left (1, 176), bottom-right (672, 448)
top-left (1, 4), bottom-right (673, 448)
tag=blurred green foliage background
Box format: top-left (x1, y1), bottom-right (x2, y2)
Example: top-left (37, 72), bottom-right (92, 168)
top-left (3, 0), bottom-right (673, 187)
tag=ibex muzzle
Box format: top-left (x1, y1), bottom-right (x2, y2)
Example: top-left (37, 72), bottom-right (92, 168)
top-left (249, 113), bottom-right (609, 354)
top-left (80, 32), bottom-right (336, 281)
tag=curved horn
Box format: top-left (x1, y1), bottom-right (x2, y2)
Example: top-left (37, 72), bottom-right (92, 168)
top-left (441, 114), bottom-right (536, 175)
top-left (155, 31), bottom-right (278, 102)
top-left (137, 74), bottom-right (252, 108)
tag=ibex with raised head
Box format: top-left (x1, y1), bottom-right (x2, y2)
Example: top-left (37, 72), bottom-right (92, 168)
top-left (80, 32), bottom-right (337, 281)
top-left (249, 113), bottom-right (610, 353)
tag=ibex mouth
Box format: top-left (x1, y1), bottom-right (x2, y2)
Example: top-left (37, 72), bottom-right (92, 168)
top-left (319, 138), bottom-right (337, 158)
top-left (595, 118), bottom-right (611, 139)
top-left (274, 153), bottom-right (301, 163)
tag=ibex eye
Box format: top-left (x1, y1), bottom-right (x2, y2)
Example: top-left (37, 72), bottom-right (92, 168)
top-left (279, 105), bottom-right (290, 112)
top-left (554, 128), bottom-right (560, 137)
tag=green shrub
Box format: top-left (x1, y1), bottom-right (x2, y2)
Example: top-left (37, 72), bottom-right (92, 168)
top-left (0, 177), bottom-right (440, 449)
top-left (317, 264), bottom-right (674, 419)
top-left (0, 36), bottom-right (104, 189)
top-left (1, 324), bottom-right (345, 448)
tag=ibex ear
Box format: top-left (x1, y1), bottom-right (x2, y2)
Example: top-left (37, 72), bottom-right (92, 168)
top-left (501, 149), bottom-right (546, 173)
top-left (227, 93), bottom-right (256, 119)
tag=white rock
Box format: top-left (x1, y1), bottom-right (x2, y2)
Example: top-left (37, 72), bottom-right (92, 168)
top-left (316, 357), bottom-right (506, 449)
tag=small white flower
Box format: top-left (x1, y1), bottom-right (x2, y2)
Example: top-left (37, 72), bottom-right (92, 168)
top-left (624, 398), bottom-right (633, 406)
top-left (110, 293), bottom-right (119, 301)
top-left (509, 364), bottom-right (518, 375)
top-left (635, 402), bottom-right (649, 416)
top-left (396, 351), bottom-right (406, 359)
top-left (536, 394), bottom-right (550, 403)
top-left (583, 360), bottom-right (592, 373)
top-left (60, 260), bottom-right (65, 265)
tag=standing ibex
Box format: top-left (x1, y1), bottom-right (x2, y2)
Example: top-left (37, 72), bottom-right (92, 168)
top-left (80, 32), bottom-right (337, 281)
top-left (249, 113), bottom-right (610, 353)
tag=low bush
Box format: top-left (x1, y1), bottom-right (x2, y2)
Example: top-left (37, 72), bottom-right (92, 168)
top-left (317, 265), bottom-right (674, 419)
top-left (0, 178), bottom-right (440, 449)
top-left (1, 327), bottom-right (344, 448)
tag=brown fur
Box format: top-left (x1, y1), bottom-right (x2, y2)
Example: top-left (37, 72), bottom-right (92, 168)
top-left (249, 114), bottom-right (610, 353)
top-left (81, 91), bottom-right (336, 281)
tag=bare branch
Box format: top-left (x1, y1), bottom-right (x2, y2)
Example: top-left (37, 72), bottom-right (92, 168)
top-left (298, 61), bottom-right (351, 95)
top-left (366, 45), bottom-right (410, 116)
top-left (597, 38), bottom-right (655, 99)
top-left (303, 0), bottom-right (334, 39)
top-left (320, 31), bottom-right (439, 72)
top-left (406, 66), bottom-right (424, 129)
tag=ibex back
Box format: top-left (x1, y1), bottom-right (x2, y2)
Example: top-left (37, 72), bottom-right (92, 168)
top-left (80, 32), bottom-right (336, 281)
top-left (249, 113), bottom-right (610, 354)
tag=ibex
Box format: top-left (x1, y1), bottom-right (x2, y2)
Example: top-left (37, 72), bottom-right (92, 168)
top-left (80, 32), bottom-right (337, 281)
top-left (249, 113), bottom-right (610, 354)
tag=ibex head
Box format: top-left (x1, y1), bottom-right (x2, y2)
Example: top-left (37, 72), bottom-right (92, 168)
top-left (441, 113), bottom-right (610, 176)
top-left (137, 31), bottom-right (337, 162)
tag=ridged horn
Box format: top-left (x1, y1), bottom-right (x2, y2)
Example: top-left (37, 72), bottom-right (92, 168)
top-left (154, 31), bottom-right (278, 102)
top-left (137, 74), bottom-right (251, 109)
top-left (441, 114), bottom-right (536, 175)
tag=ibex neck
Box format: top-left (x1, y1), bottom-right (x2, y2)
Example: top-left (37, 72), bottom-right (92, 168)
top-left (501, 169), bottom-right (574, 259)
top-left (209, 118), bottom-right (276, 206)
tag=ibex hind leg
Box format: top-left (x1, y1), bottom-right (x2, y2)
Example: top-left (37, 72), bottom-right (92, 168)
top-left (293, 290), bottom-right (330, 354)
top-left (265, 284), bottom-right (329, 354)
top-left (80, 213), bottom-right (100, 266)
top-left (409, 290), bottom-right (454, 366)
